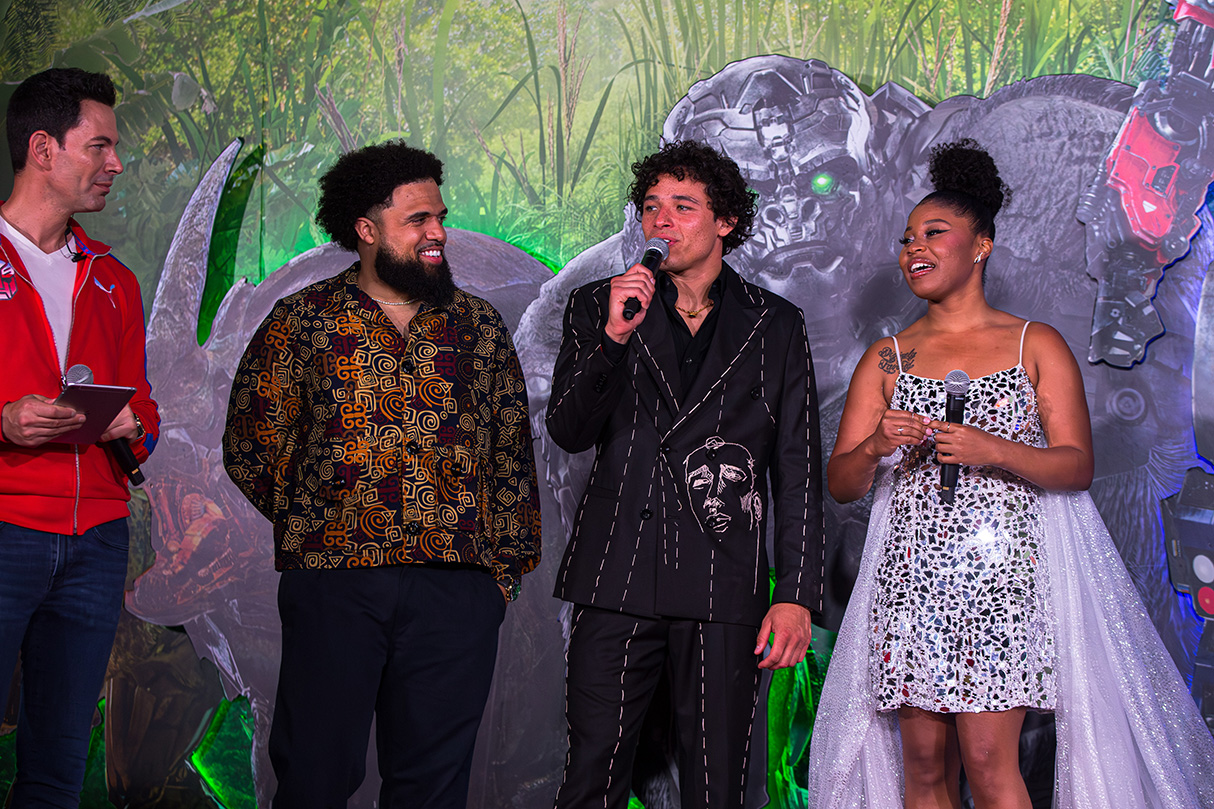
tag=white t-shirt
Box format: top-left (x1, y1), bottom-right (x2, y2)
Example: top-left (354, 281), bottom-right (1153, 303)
top-left (0, 215), bottom-right (78, 372)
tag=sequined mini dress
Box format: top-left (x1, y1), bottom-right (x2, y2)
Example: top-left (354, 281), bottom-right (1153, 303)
top-left (870, 324), bottom-right (1056, 713)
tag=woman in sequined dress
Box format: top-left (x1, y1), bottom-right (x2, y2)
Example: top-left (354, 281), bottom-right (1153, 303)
top-left (808, 140), bottom-right (1214, 809)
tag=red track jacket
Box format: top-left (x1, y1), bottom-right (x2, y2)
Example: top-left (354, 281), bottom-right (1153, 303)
top-left (0, 206), bottom-right (158, 534)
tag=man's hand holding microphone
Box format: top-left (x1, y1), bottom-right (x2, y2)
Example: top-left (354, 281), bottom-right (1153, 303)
top-left (606, 237), bottom-right (668, 344)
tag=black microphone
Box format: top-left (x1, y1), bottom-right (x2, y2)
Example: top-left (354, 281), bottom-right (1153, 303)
top-left (939, 369), bottom-right (970, 505)
top-left (622, 237), bottom-right (669, 321)
top-left (65, 364), bottom-right (145, 486)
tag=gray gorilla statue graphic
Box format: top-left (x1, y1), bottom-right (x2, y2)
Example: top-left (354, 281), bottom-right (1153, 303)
top-left (121, 46), bottom-right (1213, 809)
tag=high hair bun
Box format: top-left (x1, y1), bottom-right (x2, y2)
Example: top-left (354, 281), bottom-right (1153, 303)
top-left (928, 138), bottom-right (1009, 217)
top-left (921, 138), bottom-right (1009, 239)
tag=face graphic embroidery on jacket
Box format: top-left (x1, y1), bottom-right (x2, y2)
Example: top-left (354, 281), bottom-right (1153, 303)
top-left (684, 436), bottom-right (762, 534)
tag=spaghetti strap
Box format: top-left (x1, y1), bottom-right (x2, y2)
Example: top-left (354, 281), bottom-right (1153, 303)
top-left (891, 335), bottom-right (904, 373)
top-left (1018, 321), bottom-right (1032, 366)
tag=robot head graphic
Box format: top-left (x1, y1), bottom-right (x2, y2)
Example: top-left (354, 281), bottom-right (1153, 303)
top-left (662, 57), bottom-right (880, 284)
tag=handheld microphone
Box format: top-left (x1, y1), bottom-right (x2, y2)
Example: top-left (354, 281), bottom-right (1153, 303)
top-left (65, 364), bottom-right (145, 486)
top-left (64, 363), bottom-right (92, 386)
top-left (940, 369), bottom-right (970, 505)
top-left (622, 237), bottom-right (669, 321)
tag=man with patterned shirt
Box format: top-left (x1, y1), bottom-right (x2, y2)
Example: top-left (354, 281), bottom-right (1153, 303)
top-left (223, 142), bottom-right (540, 807)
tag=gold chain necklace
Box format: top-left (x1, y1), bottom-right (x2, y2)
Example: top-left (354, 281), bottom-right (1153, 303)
top-left (675, 299), bottom-right (714, 318)
top-left (360, 284), bottom-right (417, 306)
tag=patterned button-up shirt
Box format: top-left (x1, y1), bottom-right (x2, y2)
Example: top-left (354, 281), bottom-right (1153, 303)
top-left (223, 266), bottom-right (540, 596)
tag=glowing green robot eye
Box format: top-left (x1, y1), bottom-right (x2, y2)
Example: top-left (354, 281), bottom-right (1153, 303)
top-left (810, 172), bottom-right (835, 194)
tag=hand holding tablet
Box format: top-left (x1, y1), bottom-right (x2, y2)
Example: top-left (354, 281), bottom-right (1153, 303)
top-left (54, 383), bottom-right (135, 445)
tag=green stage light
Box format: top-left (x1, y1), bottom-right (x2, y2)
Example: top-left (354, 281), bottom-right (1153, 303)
top-left (189, 697), bottom-right (256, 809)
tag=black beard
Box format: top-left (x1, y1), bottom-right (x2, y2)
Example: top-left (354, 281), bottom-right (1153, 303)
top-left (374, 245), bottom-right (456, 307)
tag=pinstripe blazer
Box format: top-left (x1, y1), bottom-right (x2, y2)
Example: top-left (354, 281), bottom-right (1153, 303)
top-left (546, 263), bottom-right (825, 627)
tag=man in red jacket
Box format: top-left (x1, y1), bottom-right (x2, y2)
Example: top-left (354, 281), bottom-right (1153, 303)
top-left (0, 68), bottom-right (158, 807)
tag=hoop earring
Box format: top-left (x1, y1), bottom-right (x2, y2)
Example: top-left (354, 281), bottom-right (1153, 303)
top-left (974, 254), bottom-right (983, 264)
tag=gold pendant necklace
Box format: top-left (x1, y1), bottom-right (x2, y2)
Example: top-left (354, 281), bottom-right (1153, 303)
top-left (675, 300), bottom-right (713, 318)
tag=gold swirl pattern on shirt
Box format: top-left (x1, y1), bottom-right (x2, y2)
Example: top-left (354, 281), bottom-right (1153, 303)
top-left (223, 266), bottom-right (540, 591)
top-left (871, 365), bottom-right (1055, 713)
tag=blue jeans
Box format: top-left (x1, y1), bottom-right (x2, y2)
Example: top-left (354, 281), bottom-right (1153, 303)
top-left (0, 519), bottom-right (129, 808)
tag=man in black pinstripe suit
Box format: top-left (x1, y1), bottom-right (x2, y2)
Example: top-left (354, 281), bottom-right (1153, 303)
top-left (547, 141), bottom-right (825, 809)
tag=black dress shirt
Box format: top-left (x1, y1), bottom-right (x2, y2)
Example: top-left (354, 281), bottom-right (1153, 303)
top-left (600, 270), bottom-right (725, 398)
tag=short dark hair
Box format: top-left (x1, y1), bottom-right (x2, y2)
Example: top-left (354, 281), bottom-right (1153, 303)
top-left (7, 68), bottom-right (117, 173)
top-left (316, 141), bottom-right (444, 252)
top-left (628, 140), bottom-right (757, 255)
top-left (920, 138), bottom-right (1009, 240)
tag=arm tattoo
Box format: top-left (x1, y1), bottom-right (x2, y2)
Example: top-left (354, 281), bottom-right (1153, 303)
top-left (877, 346), bottom-right (916, 374)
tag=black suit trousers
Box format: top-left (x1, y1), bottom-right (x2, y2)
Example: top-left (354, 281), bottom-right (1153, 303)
top-left (555, 605), bottom-right (762, 809)
top-left (270, 566), bottom-right (505, 809)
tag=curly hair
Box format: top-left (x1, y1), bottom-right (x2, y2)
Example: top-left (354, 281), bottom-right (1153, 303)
top-left (7, 68), bottom-right (116, 173)
top-left (628, 140), bottom-right (757, 255)
top-left (316, 141), bottom-right (444, 251)
top-left (920, 138), bottom-right (1010, 240)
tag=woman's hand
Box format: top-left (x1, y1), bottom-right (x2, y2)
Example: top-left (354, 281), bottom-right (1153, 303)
top-left (870, 410), bottom-right (934, 458)
top-left (928, 420), bottom-right (1005, 468)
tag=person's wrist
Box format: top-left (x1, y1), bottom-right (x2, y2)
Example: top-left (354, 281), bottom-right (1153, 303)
top-left (499, 577), bottom-right (521, 602)
top-left (989, 434), bottom-right (1013, 471)
top-left (604, 325), bottom-right (631, 345)
top-left (131, 411), bottom-right (146, 440)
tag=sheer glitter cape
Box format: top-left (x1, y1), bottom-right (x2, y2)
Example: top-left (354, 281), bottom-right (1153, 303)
top-left (808, 457), bottom-right (1214, 808)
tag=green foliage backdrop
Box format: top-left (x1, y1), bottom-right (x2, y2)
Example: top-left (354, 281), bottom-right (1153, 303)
top-left (0, 0), bottom-right (1183, 804)
top-left (0, 0), bottom-right (1176, 331)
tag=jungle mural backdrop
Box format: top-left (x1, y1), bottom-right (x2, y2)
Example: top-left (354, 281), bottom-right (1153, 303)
top-left (2, 1), bottom-right (1214, 807)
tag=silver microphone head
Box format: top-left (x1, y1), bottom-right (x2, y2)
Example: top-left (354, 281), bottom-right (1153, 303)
top-left (944, 369), bottom-right (971, 396)
top-left (65, 364), bottom-right (94, 386)
top-left (641, 237), bottom-right (669, 262)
